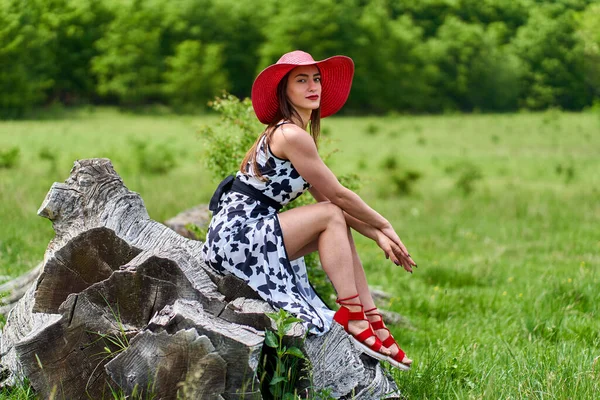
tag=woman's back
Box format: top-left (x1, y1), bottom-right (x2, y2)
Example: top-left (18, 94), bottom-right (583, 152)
top-left (237, 125), bottom-right (311, 207)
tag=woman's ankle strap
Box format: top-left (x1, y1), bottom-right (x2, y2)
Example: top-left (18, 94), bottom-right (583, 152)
top-left (336, 293), bottom-right (360, 305)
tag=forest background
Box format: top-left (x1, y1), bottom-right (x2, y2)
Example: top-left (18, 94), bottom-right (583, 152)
top-left (1, 0), bottom-right (600, 118)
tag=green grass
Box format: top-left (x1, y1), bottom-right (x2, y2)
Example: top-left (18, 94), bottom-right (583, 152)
top-left (1, 108), bottom-right (599, 398)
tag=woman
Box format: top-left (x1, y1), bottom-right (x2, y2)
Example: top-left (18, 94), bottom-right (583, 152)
top-left (202, 50), bottom-right (415, 370)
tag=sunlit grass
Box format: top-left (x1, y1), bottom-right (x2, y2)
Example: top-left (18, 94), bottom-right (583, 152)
top-left (1, 107), bottom-right (599, 398)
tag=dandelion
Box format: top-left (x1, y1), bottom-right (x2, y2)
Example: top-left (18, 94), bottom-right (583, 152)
top-left (502, 291), bottom-right (507, 296)
top-left (519, 293), bottom-right (523, 298)
top-left (508, 277), bottom-right (514, 283)
top-left (434, 286), bottom-right (439, 291)
top-left (568, 278), bottom-right (572, 283)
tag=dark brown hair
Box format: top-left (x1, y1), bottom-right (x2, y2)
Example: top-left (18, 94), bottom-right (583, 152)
top-left (240, 70), bottom-right (321, 180)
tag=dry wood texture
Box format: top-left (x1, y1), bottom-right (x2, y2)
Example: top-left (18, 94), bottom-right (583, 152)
top-left (0, 158), bottom-right (401, 399)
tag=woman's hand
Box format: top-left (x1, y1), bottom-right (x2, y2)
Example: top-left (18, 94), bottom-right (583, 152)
top-left (375, 227), bottom-right (416, 273)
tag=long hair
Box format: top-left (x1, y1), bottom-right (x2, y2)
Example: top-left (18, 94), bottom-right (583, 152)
top-left (239, 70), bottom-right (321, 180)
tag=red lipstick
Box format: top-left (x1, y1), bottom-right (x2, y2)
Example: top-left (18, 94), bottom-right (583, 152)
top-left (306, 95), bottom-right (319, 100)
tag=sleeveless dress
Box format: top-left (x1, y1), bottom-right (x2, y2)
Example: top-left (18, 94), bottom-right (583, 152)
top-left (201, 124), bottom-right (334, 335)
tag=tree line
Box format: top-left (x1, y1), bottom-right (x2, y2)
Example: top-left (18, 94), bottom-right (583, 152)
top-left (0, 0), bottom-right (599, 118)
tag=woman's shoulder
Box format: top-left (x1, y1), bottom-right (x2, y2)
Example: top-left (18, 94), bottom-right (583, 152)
top-left (270, 124), bottom-right (315, 160)
top-left (272, 123), bottom-right (314, 147)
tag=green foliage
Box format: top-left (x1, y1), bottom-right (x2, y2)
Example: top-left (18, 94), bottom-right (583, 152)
top-left (377, 155), bottom-right (422, 197)
top-left (510, 6), bottom-right (591, 110)
top-left (199, 93), bottom-right (263, 181)
top-left (260, 309), bottom-right (307, 399)
top-left (184, 222), bottom-right (208, 241)
top-left (445, 160), bottom-right (483, 195)
top-left (129, 139), bottom-right (177, 175)
top-left (0, 146), bottom-right (19, 169)
top-left (0, 0), bottom-right (54, 118)
top-left (46, 0), bottom-right (115, 104)
top-left (0, 380), bottom-right (36, 400)
top-left (91, 0), bottom-right (173, 104)
top-left (163, 40), bottom-right (228, 110)
top-left (576, 3), bottom-right (600, 98)
top-left (364, 122), bottom-right (380, 136)
top-left (0, 0), bottom-right (598, 116)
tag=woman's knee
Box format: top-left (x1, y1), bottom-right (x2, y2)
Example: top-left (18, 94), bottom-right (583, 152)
top-left (320, 201), bottom-right (346, 226)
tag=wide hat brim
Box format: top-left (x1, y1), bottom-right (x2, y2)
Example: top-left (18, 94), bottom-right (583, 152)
top-left (251, 52), bottom-right (354, 125)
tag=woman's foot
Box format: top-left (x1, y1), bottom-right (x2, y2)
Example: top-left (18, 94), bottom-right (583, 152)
top-left (365, 308), bottom-right (412, 369)
top-left (344, 304), bottom-right (391, 357)
top-left (333, 295), bottom-right (391, 361)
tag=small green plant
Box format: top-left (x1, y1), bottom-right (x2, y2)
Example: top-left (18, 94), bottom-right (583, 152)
top-left (86, 297), bottom-right (136, 397)
top-left (555, 162), bottom-right (576, 184)
top-left (259, 309), bottom-right (307, 399)
top-left (381, 154), bottom-right (398, 171)
top-left (445, 161), bottom-right (483, 195)
top-left (377, 162), bottom-right (422, 198)
top-left (184, 223), bottom-right (208, 241)
top-left (129, 139), bottom-right (177, 175)
top-left (0, 380), bottom-right (36, 400)
top-left (0, 147), bottom-right (20, 169)
top-left (38, 146), bottom-right (58, 174)
top-left (364, 122), bottom-right (380, 135)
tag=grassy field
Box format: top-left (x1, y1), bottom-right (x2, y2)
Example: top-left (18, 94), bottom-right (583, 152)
top-left (1, 108), bottom-right (599, 399)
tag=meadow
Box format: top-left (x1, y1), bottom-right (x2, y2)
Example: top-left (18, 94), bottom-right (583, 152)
top-left (0, 108), bottom-right (599, 399)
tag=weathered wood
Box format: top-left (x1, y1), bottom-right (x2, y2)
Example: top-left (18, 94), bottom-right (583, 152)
top-left (219, 297), bottom-right (275, 331)
top-left (147, 299), bottom-right (264, 400)
top-left (105, 329), bottom-right (227, 399)
top-left (0, 263), bottom-right (42, 315)
top-left (14, 252), bottom-right (203, 398)
top-left (33, 228), bottom-right (141, 314)
top-left (0, 158), bottom-right (403, 399)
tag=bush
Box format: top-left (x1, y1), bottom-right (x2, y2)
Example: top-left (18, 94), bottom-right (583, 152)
top-left (0, 147), bottom-right (20, 169)
top-left (129, 139), bottom-right (177, 175)
top-left (445, 160), bottom-right (483, 195)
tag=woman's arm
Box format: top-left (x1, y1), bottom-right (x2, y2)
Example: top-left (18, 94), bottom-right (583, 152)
top-left (274, 126), bottom-right (414, 269)
top-left (276, 126), bottom-right (388, 229)
top-left (309, 185), bottom-right (413, 272)
top-left (309, 186), bottom-right (378, 241)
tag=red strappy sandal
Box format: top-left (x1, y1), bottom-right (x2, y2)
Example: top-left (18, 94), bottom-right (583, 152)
top-left (364, 307), bottom-right (412, 371)
top-left (333, 294), bottom-right (388, 361)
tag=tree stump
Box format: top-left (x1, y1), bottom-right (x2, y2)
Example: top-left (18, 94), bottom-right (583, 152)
top-left (0, 158), bottom-right (402, 399)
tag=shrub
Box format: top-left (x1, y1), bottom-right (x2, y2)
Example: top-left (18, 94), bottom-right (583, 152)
top-left (445, 160), bottom-right (483, 195)
top-left (0, 147), bottom-right (20, 169)
top-left (365, 122), bottom-right (380, 135)
top-left (377, 157), bottom-right (422, 197)
top-left (129, 139), bottom-right (177, 175)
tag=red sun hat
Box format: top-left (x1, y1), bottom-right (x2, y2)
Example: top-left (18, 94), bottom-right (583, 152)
top-left (251, 50), bottom-right (354, 125)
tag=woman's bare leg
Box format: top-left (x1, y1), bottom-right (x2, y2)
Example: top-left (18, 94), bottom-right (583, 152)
top-left (346, 228), bottom-right (413, 365)
top-left (288, 223), bottom-right (410, 364)
top-left (278, 202), bottom-right (390, 355)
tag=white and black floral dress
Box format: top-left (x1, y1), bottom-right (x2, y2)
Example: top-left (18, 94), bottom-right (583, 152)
top-left (202, 124), bottom-right (334, 335)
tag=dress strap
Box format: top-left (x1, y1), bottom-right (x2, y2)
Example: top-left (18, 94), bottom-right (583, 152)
top-left (275, 120), bottom-right (292, 127)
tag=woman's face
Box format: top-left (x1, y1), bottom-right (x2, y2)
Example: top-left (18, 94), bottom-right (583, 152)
top-left (286, 65), bottom-right (321, 115)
